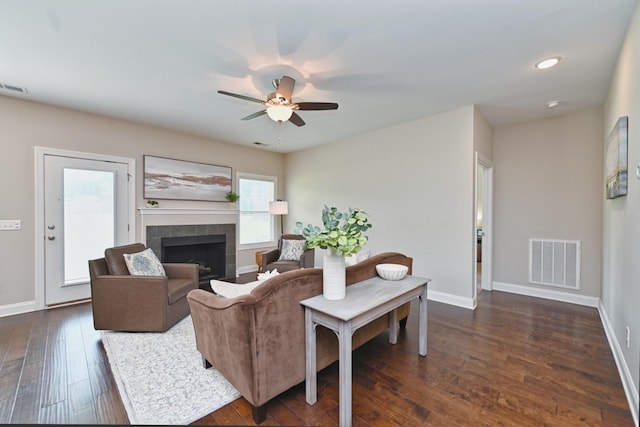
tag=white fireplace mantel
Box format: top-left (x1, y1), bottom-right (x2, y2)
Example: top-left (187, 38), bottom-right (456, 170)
top-left (137, 207), bottom-right (238, 244)
top-left (138, 207), bottom-right (238, 215)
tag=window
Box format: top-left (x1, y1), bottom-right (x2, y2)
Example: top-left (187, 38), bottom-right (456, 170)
top-left (238, 173), bottom-right (276, 246)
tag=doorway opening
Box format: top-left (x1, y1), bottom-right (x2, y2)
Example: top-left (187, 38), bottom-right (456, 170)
top-left (474, 152), bottom-right (493, 300)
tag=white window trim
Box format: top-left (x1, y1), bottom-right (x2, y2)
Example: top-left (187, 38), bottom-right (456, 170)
top-left (237, 172), bottom-right (278, 250)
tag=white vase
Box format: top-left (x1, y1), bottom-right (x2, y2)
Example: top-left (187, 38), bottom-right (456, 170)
top-left (323, 249), bottom-right (346, 300)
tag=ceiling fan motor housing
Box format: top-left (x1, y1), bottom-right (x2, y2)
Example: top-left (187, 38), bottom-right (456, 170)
top-left (218, 75), bottom-right (338, 127)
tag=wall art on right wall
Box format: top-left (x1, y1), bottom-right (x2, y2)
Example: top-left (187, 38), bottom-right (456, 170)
top-left (605, 115), bottom-right (628, 199)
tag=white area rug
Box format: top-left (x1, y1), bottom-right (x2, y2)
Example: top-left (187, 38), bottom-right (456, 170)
top-left (100, 315), bottom-right (241, 425)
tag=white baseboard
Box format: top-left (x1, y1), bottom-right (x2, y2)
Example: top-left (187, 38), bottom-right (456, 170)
top-left (492, 281), bottom-right (599, 307)
top-left (237, 265), bottom-right (258, 275)
top-left (0, 300), bottom-right (36, 318)
top-left (598, 302), bottom-right (639, 426)
top-left (427, 289), bottom-right (475, 310)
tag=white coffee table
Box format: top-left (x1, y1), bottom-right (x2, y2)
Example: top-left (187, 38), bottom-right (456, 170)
top-left (300, 275), bottom-right (430, 427)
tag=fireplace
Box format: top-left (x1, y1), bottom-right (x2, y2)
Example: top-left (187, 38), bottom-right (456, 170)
top-left (161, 234), bottom-right (226, 284)
top-left (145, 223), bottom-right (236, 285)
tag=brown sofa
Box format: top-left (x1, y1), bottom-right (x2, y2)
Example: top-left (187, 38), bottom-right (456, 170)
top-left (89, 243), bottom-right (199, 332)
top-left (187, 251), bottom-right (413, 423)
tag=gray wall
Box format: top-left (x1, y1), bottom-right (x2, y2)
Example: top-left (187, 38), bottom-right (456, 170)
top-left (286, 106), bottom-right (478, 307)
top-left (603, 1), bottom-right (640, 416)
top-left (492, 108), bottom-right (604, 299)
top-left (0, 96), bottom-right (285, 309)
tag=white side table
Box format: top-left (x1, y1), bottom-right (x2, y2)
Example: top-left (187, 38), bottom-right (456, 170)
top-left (301, 275), bottom-right (430, 427)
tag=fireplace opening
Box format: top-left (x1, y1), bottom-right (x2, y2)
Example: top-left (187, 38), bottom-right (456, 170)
top-left (160, 234), bottom-right (226, 285)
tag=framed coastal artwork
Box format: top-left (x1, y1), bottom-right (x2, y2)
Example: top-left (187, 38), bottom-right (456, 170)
top-left (143, 155), bottom-right (232, 202)
top-left (605, 116), bottom-right (628, 199)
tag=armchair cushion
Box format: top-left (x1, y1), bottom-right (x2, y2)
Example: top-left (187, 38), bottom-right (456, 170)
top-left (278, 239), bottom-right (306, 261)
top-left (123, 247), bottom-right (166, 276)
top-left (104, 243), bottom-right (146, 275)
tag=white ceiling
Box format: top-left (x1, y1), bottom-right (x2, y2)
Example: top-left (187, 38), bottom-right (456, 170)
top-left (1, 0), bottom-right (637, 153)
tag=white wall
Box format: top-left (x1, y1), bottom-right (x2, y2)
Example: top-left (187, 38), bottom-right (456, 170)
top-left (0, 96), bottom-right (285, 311)
top-left (492, 108), bottom-right (604, 303)
top-left (473, 108), bottom-right (493, 161)
top-left (602, 1), bottom-right (640, 420)
top-left (286, 106), bottom-right (477, 307)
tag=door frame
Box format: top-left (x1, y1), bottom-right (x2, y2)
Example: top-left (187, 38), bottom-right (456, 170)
top-left (474, 152), bottom-right (494, 299)
top-left (34, 147), bottom-right (136, 310)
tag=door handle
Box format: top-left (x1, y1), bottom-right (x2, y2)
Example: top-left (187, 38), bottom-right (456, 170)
top-left (47, 235), bottom-right (55, 241)
top-left (48, 224), bottom-right (56, 230)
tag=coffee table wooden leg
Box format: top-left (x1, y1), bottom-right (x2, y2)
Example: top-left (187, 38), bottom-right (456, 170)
top-left (389, 308), bottom-right (398, 344)
top-left (419, 284), bottom-right (428, 356)
top-left (305, 308), bottom-right (317, 404)
top-left (338, 321), bottom-right (353, 427)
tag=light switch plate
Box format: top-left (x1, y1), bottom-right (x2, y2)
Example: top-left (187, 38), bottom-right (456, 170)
top-left (0, 220), bottom-right (21, 230)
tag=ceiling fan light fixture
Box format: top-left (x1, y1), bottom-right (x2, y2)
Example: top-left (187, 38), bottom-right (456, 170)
top-left (535, 56), bottom-right (561, 70)
top-left (266, 105), bottom-right (293, 122)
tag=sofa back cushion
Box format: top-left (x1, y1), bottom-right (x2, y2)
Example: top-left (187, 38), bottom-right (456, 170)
top-left (104, 243), bottom-right (146, 275)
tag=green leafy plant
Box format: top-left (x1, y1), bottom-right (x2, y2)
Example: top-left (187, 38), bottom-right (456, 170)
top-left (295, 205), bottom-right (372, 257)
top-left (225, 191), bottom-right (240, 202)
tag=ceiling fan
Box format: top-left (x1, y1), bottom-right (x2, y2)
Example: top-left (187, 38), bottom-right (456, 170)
top-left (218, 75), bottom-right (338, 127)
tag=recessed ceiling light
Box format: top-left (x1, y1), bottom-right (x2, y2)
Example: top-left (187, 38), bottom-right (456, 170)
top-left (535, 57), bottom-right (561, 70)
top-left (547, 100), bottom-right (560, 108)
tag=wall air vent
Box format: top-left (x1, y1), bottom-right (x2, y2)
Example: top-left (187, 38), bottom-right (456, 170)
top-left (0, 83), bottom-right (28, 94)
top-left (529, 238), bottom-right (580, 289)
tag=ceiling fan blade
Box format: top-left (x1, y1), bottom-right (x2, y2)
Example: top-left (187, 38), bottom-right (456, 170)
top-left (288, 112), bottom-right (305, 127)
top-left (275, 75), bottom-right (295, 102)
top-left (218, 90), bottom-right (265, 104)
top-left (241, 110), bottom-right (267, 120)
top-left (295, 102), bottom-right (339, 111)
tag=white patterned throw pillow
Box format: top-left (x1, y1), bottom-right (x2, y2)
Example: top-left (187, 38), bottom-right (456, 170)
top-left (278, 239), bottom-right (306, 261)
top-left (123, 248), bottom-right (166, 276)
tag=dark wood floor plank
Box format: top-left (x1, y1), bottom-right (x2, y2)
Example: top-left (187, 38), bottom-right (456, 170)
top-left (94, 389), bottom-right (129, 424)
top-left (0, 276), bottom-right (633, 426)
top-left (10, 358), bottom-right (45, 423)
top-left (41, 336), bottom-right (67, 407)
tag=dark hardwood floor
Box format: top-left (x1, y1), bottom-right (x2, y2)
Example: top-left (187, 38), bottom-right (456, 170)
top-left (0, 274), bottom-right (634, 426)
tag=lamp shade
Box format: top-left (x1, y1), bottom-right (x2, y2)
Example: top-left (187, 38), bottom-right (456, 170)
top-left (269, 200), bottom-right (288, 215)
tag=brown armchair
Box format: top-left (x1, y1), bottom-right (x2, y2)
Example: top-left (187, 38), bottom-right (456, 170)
top-left (260, 233), bottom-right (314, 273)
top-left (88, 243), bottom-right (199, 332)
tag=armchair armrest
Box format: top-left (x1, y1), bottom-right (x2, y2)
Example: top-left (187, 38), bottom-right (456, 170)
top-left (90, 275), bottom-right (170, 331)
top-left (163, 263), bottom-right (199, 284)
top-left (299, 249), bottom-right (315, 268)
top-left (91, 275), bottom-right (169, 304)
top-left (261, 249), bottom-right (280, 268)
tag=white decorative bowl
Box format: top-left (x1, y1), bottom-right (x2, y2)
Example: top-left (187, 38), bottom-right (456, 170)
top-left (376, 263), bottom-right (408, 281)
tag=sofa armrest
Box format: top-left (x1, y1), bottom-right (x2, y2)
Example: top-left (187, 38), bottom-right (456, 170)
top-left (186, 289), bottom-right (260, 405)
